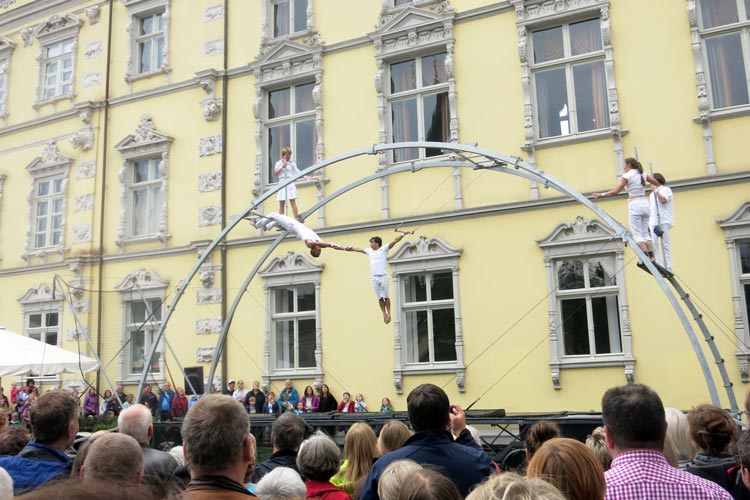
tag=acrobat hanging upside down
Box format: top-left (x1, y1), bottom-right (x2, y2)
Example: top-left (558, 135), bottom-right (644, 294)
top-left (249, 212), bottom-right (346, 258)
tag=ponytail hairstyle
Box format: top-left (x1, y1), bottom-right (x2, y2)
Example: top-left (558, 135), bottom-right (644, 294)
top-left (624, 157), bottom-right (645, 186)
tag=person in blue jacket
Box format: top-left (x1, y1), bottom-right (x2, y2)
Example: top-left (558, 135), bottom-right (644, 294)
top-left (360, 383), bottom-right (494, 500)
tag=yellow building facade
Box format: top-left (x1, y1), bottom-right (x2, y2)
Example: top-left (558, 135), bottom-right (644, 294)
top-left (0, 0), bottom-right (748, 414)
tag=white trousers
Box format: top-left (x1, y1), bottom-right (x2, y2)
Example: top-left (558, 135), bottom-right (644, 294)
top-left (651, 224), bottom-right (673, 269)
top-left (628, 198), bottom-right (650, 244)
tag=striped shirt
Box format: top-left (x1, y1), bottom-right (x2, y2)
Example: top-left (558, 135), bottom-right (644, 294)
top-left (605, 450), bottom-right (733, 500)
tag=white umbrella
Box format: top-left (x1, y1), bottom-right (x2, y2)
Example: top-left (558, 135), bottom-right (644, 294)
top-left (0, 327), bottom-right (98, 377)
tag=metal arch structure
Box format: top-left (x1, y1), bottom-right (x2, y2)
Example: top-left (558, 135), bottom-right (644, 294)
top-left (137, 141), bottom-right (737, 412)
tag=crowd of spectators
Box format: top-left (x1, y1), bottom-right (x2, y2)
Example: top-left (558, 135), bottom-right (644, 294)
top-left (3, 380), bottom-right (750, 500)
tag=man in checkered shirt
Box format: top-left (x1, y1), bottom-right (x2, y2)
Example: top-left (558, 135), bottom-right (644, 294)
top-left (602, 384), bottom-right (732, 500)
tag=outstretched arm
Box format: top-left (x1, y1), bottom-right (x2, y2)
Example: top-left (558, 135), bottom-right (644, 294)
top-left (309, 240), bottom-right (347, 251)
top-left (388, 229), bottom-right (414, 249)
top-left (344, 245), bottom-right (366, 254)
top-left (594, 177), bottom-right (627, 198)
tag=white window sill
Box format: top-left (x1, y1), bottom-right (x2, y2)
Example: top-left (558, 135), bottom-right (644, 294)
top-left (125, 67), bottom-right (171, 84)
top-left (694, 105), bottom-right (750, 122)
top-left (268, 368), bottom-right (318, 380)
top-left (34, 93), bottom-right (75, 109)
top-left (402, 362), bottom-right (461, 374)
top-left (558, 354), bottom-right (628, 369)
top-left (271, 29), bottom-right (315, 43)
top-left (389, 151), bottom-right (452, 169)
top-left (526, 128), bottom-right (628, 151)
top-left (118, 375), bottom-right (165, 385)
top-left (264, 176), bottom-right (327, 192)
top-left (119, 234), bottom-right (169, 245)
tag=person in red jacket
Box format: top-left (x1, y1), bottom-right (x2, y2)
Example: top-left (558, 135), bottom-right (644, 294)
top-left (297, 433), bottom-right (350, 500)
top-left (337, 392), bottom-right (355, 413)
top-left (171, 387), bottom-right (189, 419)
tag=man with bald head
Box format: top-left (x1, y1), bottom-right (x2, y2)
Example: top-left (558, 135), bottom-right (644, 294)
top-left (81, 433), bottom-right (144, 485)
top-left (118, 404), bottom-right (178, 495)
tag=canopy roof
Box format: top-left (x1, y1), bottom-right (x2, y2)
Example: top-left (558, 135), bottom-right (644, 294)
top-left (0, 327), bottom-right (98, 377)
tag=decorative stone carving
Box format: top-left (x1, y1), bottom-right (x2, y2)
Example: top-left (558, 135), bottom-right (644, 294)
top-left (65, 379), bottom-right (85, 391)
top-left (204, 39), bottom-right (224, 56)
top-left (196, 317), bottom-right (222, 334)
top-left (199, 171), bottom-right (222, 192)
top-left (0, 1), bottom-right (16, 9)
top-left (201, 98), bottom-right (222, 121)
top-left (71, 225), bottom-right (92, 243)
top-left (69, 128), bottom-right (94, 151)
top-left (74, 194), bottom-right (94, 212)
top-left (123, 0), bottom-right (171, 88)
top-left (199, 135), bottom-right (222, 156)
top-left (18, 283), bottom-right (58, 305)
top-left (31, 13), bottom-right (82, 109)
top-left (514, 0), bottom-right (606, 21)
top-left (76, 160), bottom-right (96, 179)
top-left (84, 41), bottom-right (103, 59)
top-left (114, 269), bottom-right (169, 292)
top-left (20, 28), bottom-right (33, 47)
top-left (198, 205), bottom-right (222, 226)
top-left (73, 299), bottom-right (90, 314)
top-left (197, 288), bottom-right (222, 305)
top-left (196, 347), bottom-right (215, 363)
top-left (204, 4), bottom-right (224, 22)
top-left (393, 374), bottom-right (403, 395)
top-left (85, 5), bottom-right (101, 24)
top-left (83, 73), bottom-right (101, 87)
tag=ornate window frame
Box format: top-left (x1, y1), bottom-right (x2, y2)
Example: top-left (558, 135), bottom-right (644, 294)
top-left (31, 13), bottom-right (81, 108)
top-left (251, 38), bottom-right (324, 200)
top-left (718, 202), bottom-right (750, 381)
top-left (123, 0), bottom-right (171, 89)
top-left (18, 283), bottom-right (64, 383)
top-left (389, 235), bottom-right (465, 394)
top-left (23, 141), bottom-right (71, 265)
top-left (261, 0), bottom-right (316, 45)
top-left (113, 115), bottom-right (172, 251)
top-left (259, 252), bottom-right (324, 388)
top-left (0, 36), bottom-right (16, 123)
top-left (370, 4), bottom-right (458, 171)
top-left (114, 269), bottom-right (168, 384)
top-left (511, 0), bottom-right (625, 192)
top-left (537, 216), bottom-right (633, 389)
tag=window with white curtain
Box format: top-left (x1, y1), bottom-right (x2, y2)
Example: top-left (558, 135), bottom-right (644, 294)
top-left (699, 0), bottom-right (750, 109)
top-left (530, 18), bottom-right (609, 139)
top-left (265, 82), bottom-right (316, 183)
top-left (136, 10), bottom-right (165, 74)
top-left (271, 0), bottom-right (308, 37)
top-left (271, 284), bottom-right (316, 370)
top-left (128, 157), bottom-right (163, 237)
top-left (388, 53), bottom-right (450, 163)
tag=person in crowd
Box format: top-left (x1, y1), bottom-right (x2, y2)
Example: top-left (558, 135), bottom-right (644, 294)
top-left (168, 445), bottom-right (191, 491)
top-left (396, 468), bottom-right (462, 500)
top-left (737, 430), bottom-right (750, 489)
top-left (376, 420), bottom-right (412, 456)
top-left (0, 467), bottom-right (11, 500)
top-left (116, 384), bottom-right (126, 403)
top-left (686, 404), bottom-right (747, 498)
top-left (139, 384), bottom-right (158, 417)
top-left (122, 393), bottom-right (134, 409)
top-left (280, 380), bottom-right (299, 413)
top-left (181, 395), bottom-right (256, 498)
top-left (595, 158), bottom-right (660, 268)
top-left (99, 390), bottom-right (114, 416)
top-left (296, 433), bottom-right (349, 500)
top-left (376, 460), bottom-right (422, 500)
top-left (171, 387), bottom-right (190, 420)
top-left (80, 433), bottom-right (144, 485)
top-left (223, 379), bottom-right (236, 396)
top-left (318, 385), bottom-right (337, 413)
top-left (361, 384), bottom-right (494, 500)
top-left (118, 404), bottom-right (178, 496)
top-left (649, 172), bottom-right (675, 270)
top-left (585, 426), bottom-right (612, 471)
top-left (338, 392), bottom-right (355, 413)
top-left (380, 398), bottom-right (394, 413)
top-left (246, 381), bottom-right (266, 414)
top-left (70, 430), bottom-right (109, 478)
top-left (602, 383), bottom-right (732, 499)
top-left (0, 426), bottom-right (30, 456)
top-left (158, 382), bottom-right (176, 422)
top-left (354, 394), bottom-right (368, 413)
top-left (233, 380), bottom-right (249, 405)
top-left (82, 388), bottom-right (98, 418)
top-left (106, 390), bottom-right (123, 416)
top-left (526, 437), bottom-right (606, 500)
top-left (341, 231), bottom-right (413, 324)
top-left (274, 147), bottom-right (303, 220)
top-left (665, 407), bottom-right (696, 470)
top-left (331, 422), bottom-right (378, 497)
top-left (254, 466), bottom-right (306, 500)
top-left (8, 413), bottom-right (21, 427)
top-left (301, 386), bottom-right (318, 413)
top-left (247, 397), bottom-right (258, 414)
top-left (0, 390), bottom-right (78, 494)
top-left (10, 383), bottom-right (21, 407)
top-left (525, 420), bottom-right (561, 464)
top-left (253, 412), bottom-right (306, 482)
top-left (466, 472), bottom-right (566, 500)
top-left (293, 402), bottom-right (305, 416)
top-left (265, 392), bottom-right (281, 415)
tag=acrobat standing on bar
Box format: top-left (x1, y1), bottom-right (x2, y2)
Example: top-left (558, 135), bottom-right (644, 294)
top-left (250, 212), bottom-right (345, 258)
top-left (342, 229), bottom-right (414, 324)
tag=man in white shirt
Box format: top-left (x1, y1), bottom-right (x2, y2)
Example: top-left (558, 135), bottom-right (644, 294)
top-left (344, 230), bottom-right (413, 324)
top-left (649, 173), bottom-right (674, 270)
top-left (251, 212), bottom-right (346, 258)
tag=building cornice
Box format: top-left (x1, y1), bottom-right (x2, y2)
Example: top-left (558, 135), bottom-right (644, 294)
top-left (0, 0), bottom-right (100, 33)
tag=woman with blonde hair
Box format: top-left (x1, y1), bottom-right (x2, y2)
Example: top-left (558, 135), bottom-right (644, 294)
top-left (376, 420), bottom-right (412, 456)
top-left (466, 472), bottom-right (566, 500)
top-left (585, 426), bottom-right (612, 471)
top-left (330, 422), bottom-right (378, 496)
top-left (377, 460), bottom-right (423, 500)
top-left (664, 407), bottom-right (696, 469)
top-left (526, 437), bottom-right (606, 500)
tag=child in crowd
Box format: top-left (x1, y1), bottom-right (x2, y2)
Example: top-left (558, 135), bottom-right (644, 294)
top-left (248, 396), bottom-right (257, 414)
top-left (381, 397), bottom-right (394, 413)
top-left (354, 393), bottom-right (368, 413)
top-left (294, 402), bottom-right (305, 416)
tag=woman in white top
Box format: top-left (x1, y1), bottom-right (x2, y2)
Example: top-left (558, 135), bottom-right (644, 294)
top-left (595, 157), bottom-right (658, 264)
top-left (274, 146), bottom-right (301, 220)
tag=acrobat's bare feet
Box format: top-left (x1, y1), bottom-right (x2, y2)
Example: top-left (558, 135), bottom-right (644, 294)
top-left (384, 313), bottom-right (391, 324)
